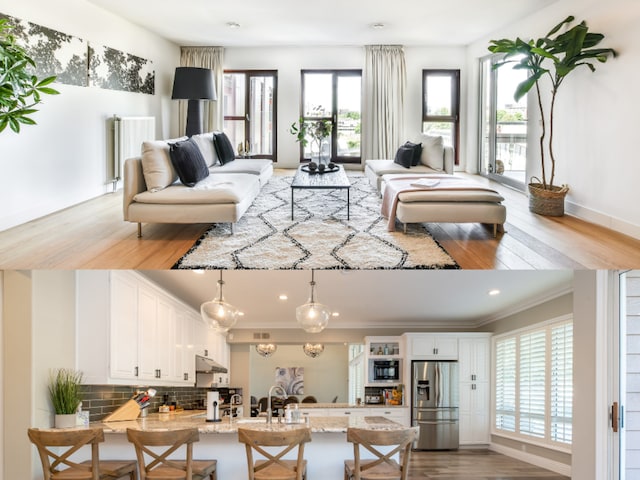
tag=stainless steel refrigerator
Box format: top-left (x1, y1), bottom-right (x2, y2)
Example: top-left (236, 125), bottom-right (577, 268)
top-left (412, 360), bottom-right (459, 450)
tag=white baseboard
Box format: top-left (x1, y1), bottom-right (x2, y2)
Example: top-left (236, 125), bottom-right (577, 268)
top-left (566, 200), bottom-right (640, 240)
top-left (489, 442), bottom-right (572, 477)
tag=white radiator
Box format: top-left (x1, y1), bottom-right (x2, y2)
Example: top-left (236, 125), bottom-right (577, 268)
top-left (111, 115), bottom-right (155, 190)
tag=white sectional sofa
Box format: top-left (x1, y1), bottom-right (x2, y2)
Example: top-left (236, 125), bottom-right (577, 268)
top-left (123, 132), bottom-right (272, 237)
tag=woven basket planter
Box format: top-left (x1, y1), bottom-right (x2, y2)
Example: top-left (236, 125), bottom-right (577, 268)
top-left (528, 182), bottom-right (569, 216)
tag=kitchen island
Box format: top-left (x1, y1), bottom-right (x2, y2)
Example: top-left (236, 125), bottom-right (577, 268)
top-left (88, 411), bottom-right (409, 479)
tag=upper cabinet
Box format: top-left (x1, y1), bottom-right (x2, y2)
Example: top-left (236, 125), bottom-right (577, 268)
top-left (76, 271), bottom-right (225, 387)
top-left (403, 333), bottom-right (459, 360)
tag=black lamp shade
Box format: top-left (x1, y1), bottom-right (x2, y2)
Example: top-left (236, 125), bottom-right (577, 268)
top-left (171, 67), bottom-right (217, 100)
top-left (172, 67), bottom-right (217, 137)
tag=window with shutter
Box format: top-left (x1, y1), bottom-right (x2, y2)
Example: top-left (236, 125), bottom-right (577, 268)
top-left (495, 337), bottom-right (516, 432)
top-left (550, 322), bottom-right (573, 444)
top-left (493, 316), bottom-right (573, 449)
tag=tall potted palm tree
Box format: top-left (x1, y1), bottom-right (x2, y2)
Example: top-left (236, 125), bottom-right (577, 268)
top-left (0, 18), bottom-right (59, 133)
top-left (489, 16), bottom-right (616, 216)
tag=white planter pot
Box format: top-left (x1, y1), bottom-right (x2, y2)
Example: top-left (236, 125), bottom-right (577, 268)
top-left (54, 413), bottom-right (77, 429)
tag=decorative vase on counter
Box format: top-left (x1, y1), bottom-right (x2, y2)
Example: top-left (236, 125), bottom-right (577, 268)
top-left (54, 413), bottom-right (77, 429)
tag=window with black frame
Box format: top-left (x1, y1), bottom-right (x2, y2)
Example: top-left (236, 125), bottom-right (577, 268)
top-left (299, 70), bottom-right (362, 164)
top-left (422, 69), bottom-right (460, 166)
top-left (223, 70), bottom-right (277, 161)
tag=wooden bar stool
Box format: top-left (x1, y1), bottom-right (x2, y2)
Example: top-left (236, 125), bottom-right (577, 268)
top-left (238, 427), bottom-right (311, 480)
top-left (344, 427), bottom-right (418, 480)
top-left (126, 428), bottom-right (216, 480)
top-left (28, 427), bottom-right (137, 480)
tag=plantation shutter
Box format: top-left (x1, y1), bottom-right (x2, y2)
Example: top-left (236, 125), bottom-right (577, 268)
top-left (550, 322), bottom-right (573, 444)
top-left (519, 330), bottom-right (546, 438)
top-left (495, 337), bottom-right (516, 432)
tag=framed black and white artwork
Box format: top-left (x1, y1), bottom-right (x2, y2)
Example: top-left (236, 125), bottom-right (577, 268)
top-left (275, 367), bottom-right (304, 395)
top-left (88, 44), bottom-right (155, 95)
top-left (0, 13), bottom-right (88, 87)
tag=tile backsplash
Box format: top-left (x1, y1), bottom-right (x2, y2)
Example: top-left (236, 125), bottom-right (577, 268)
top-left (79, 385), bottom-right (209, 422)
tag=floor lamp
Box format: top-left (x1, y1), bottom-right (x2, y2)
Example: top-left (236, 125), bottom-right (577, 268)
top-left (171, 66), bottom-right (217, 137)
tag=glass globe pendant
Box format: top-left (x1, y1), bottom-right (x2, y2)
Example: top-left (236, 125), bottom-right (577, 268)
top-left (201, 270), bottom-right (239, 332)
top-left (296, 270), bottom-right (330, 333)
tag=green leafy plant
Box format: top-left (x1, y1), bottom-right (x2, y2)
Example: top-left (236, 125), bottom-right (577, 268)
top-left (289, 106), bottom-right (333, 157)
top-left (48, 368), bottom-right (83, 415)
top-left (0, 18), bottom-right (59, 133)
top-left (489, 16), bottom-right (616, 191)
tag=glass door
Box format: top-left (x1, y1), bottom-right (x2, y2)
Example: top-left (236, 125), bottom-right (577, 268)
top-left (617, 270), bottom-right (640, 479)
top-left (479, 56), bottom-right (528, 190)
top-left (300, 70), bottom-right (361, 164)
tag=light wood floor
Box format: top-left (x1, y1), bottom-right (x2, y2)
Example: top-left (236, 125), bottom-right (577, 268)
top-left (1, 171), bottom-right (639, 269)
top-left (407, 449), bottom-right (569, 479)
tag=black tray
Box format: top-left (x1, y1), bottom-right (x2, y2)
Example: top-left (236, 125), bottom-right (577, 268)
top-left (301, 164), bottom-right (339, 174)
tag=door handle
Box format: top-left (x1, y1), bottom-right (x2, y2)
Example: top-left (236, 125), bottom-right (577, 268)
top-left (612, 402), bottom-right (619, 432)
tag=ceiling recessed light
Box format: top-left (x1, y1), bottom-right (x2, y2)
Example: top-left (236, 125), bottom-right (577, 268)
top-left (332, 312), bottom-right (340, 317)
top-left (226, 21), bottom-right (241, 29)
top-left (488, 289), bottom-right (501, 296)
top-left (194, 270), bottom-right (205, 275)
top-left (371, 23), bottom-right (385, 30)
top-left (237, 311), bottom-right (245, 317)
top-left (279, 294), bottom-right (288, 301)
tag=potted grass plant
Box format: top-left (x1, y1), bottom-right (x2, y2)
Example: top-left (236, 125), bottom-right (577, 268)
top-left (0, 17), bottom-right (59, 133)
top-left (48, 368), bottom-right (83, 428)
top-left (488, 16), bottom-right (616, 216)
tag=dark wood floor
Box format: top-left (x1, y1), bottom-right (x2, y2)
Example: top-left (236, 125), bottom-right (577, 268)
top-left (408, 450), bottom-right (569, 479)
top-left (1, 171), bottom-right (639, 269)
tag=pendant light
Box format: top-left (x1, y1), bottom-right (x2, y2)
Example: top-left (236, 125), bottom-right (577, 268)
top-left (255, 344), bottom-right (277, 357)
top-left (302, 343), bottom-right (324, 358)
top-left (201, 270), bottom-right (239, 332)
top-left (296, 270), bottom-right (331, 333)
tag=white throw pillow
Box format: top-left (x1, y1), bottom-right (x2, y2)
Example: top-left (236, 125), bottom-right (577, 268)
top-left (191, 132), bottom-right (220, 167)
top-left (414, 134), bottom-right (444, 171)
top-left (140, 137), bottom-right (186, 192)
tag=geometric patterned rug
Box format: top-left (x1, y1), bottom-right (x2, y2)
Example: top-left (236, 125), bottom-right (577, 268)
top-left (173, 173), bottom-right (459, 269)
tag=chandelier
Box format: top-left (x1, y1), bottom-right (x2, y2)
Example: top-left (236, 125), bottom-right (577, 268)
top-left (296, 270), bottom-right (331, 333)
top-left (200, 270), bottom-right (239, 332)
top-left (302, 343), bottom-right (324, 358)
top-left (255, 344), bottom-right (277, 357)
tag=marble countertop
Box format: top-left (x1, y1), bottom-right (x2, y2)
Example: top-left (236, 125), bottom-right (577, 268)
top-left (86, 411), bottom-right (406, 434)
top-left (294, 403), bottom-right (407, 409)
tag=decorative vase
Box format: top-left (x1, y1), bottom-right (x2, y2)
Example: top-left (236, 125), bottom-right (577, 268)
top-left (528, 182), bottom-right (569, 217)
top-left (54, 413), bottom-right (77, 429)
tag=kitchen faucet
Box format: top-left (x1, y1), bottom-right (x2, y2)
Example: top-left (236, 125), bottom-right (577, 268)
top-left (267, 385), bottom-right (288, 424)
top-left (229, 394), bottom-right (242, 424)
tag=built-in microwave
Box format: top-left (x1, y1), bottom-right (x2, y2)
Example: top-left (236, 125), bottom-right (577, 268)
top-left (368, 359), bottom-right (401, 383)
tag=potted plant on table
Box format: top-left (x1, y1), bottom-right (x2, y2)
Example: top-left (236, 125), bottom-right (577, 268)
top-left (488, 16), bottom-right (616, 216)
top-left (0, 17), bottom-right (59, 133)
top-left (289, 108), bottom-right (333, 169)
top-left (48, 368), bottom-right (83, 428)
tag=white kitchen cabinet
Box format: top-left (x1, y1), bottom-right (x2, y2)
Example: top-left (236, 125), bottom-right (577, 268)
top-left (108, 271), bottom-right (139, 380)
top-left (77, 271), bottom-right (201, 387)
top-left (458, 335), bottom-right (491, 445)
top-left (404, 333), bottom-right (458, 359)
top-left (328, 408), bottom-right (369, 419)
top-left (298, 408), bottom-right (329, 418)
top-left (175, 309), bottom-right (196, 384)
top-left (369, 407), bottom-right (410, 426)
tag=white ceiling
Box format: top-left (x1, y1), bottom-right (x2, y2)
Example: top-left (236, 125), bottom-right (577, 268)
top-left (85, 0), bottom-right (557, 47)
top-left (141, 270), bottom-right (573, 330)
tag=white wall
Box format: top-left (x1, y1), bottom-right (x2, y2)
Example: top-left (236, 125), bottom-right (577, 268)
top-left (465, 0), bottom-right (640, 238)
top-left (0, 0), bottom-right (180, 231)
top-left (2, 271), bottom-right (78, 480)
top-left (223, 45), bottom-right (467, 169)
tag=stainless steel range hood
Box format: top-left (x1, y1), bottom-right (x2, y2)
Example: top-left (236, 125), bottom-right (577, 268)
top-left (195, 354), bottom-right (228, 374)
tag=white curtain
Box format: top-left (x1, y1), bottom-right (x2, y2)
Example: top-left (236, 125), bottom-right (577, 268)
top-left (178, 46), bottom-right (225, 133)
top-left (362, 45), bottom-right (406, 161)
